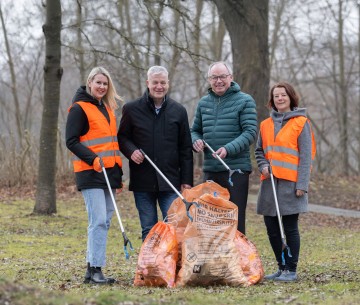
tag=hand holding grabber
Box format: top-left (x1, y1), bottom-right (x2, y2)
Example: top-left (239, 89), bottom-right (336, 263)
top-left (203, 140), bottom-right (243, 186)
top-left (139, 149), bottom-right (199, 222)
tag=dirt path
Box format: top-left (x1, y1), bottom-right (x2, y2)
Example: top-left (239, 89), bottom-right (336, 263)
top-left (307, 203), bottom-right (360, 218)
top-left (248, 194), bottom-right (360, 218)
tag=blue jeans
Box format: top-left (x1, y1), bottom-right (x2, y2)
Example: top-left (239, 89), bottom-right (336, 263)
top-left (133, 191), bottom-right (178, 241)
top-left (82, 188), bottom-right (115, 267)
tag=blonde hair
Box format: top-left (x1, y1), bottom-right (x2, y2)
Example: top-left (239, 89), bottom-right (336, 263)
top-left (86, 67), bottom-right (123, 111)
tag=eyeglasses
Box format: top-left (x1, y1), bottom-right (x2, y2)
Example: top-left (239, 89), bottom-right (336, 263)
top-left (208, 74), bottom-right (230, 81)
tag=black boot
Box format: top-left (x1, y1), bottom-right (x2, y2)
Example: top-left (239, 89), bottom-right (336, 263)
top-left (87, 266), bottom-right (116, 284)
top-left (84, 263), bottom-right (91, 284)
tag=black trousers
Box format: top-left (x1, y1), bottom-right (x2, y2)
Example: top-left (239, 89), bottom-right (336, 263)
top-left (203, 171), bottom-right (250, 235)
top-left (264, 214), bottom-right (300, 272)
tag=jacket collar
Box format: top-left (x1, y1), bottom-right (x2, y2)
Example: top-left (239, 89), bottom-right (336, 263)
top-left (144, 89), bottom-right (168, 111)
top-left (207, 81), bottom-right (241, 98)
top-left (72, 86), bottom-right (103, 106)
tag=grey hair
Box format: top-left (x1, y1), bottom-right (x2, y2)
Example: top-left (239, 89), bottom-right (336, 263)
top-left (147, 66), bottom-right (169, 79)
top-left (207, 61), bottom-right (233, 77)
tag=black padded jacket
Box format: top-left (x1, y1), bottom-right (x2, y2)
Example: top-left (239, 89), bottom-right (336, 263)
top-left (117, 90), bottom-right (193, 192)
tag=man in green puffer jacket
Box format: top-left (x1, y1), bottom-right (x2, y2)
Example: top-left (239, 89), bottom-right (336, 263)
top-left (191, 61), bottom-right (257, 234)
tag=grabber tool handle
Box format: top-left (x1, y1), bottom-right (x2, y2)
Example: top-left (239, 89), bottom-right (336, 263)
top-left (140, 149), bottom-right (183, 199)
top-left (203, 141), bottom-right (243, 187)
top-left (139, 149), bottom-right (198, 221)
top-left (100, 158), bottom-right (133, 259)
top-left (269, 164), bottom-right (292, 265)
top-left (203, 140), bottom-right (230, 171)
top-left (268, 164), bottom-right (286, 241)
top-left (268, 163), bottom-right (291, 258)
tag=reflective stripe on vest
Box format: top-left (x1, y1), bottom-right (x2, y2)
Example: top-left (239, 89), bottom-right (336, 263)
top-left (260, 116), bottom-right (316, 182)
top-left (70, 101), bottom-right (122, 172)
top-left (72, 149), bottom-right (122, 161)
top-left (79, 136), bottom-right (117, 148)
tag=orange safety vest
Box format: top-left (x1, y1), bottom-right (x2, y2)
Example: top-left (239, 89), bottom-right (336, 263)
top-left (70, 102), bottom-right (122, 172)
top-left (260, 116), bottom-right (316, 182)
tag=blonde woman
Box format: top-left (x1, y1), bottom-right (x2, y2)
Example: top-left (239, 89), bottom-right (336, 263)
top-left (66, 67), bottom-right (123, 284)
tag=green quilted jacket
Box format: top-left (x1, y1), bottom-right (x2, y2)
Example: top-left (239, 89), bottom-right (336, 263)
top-left (191, 81), bottom-right (257, 172)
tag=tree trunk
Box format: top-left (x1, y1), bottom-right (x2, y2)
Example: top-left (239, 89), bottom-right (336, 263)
top-left (167, 1), bottom-right (181, 97)
top-left (191, 0), bottom-right (205, 171)
top-left (0, 3), bottom-right (22, 141)
top-left (209, 4), bottom-right (226, 62)
top-left (269, 0), bottom-right (286, 70)
top-left (358, 1), bottom-right (360, 173)
top-left (34, 0), bottom-right (62, 214)
top-left (122, 0), bottom-right (143, 95)
top-left (212, 0), bottom-right (270, 123)
top-left (76, 0), bottom-right (85, 83)
top-left (337, 0), bottom-right (349, 175)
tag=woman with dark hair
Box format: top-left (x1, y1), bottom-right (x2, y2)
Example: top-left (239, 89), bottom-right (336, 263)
top-left (255, 82), bottom-right (316, 282)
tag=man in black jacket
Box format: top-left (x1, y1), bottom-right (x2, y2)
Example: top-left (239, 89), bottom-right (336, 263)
top-left (118, 66), bottom-right (193, 241)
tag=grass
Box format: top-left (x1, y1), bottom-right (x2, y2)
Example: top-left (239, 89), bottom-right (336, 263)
top-left (0, 189), bottom-right (359, 305)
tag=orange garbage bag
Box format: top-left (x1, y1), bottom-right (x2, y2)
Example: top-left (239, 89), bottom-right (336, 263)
top-left (167, 181), bottom-right (230, 271)
top-left (134, 222), bottom-right (178, 288)
top-left (181, 180), bottom-right (230, 201)
top-left (234, 230), bottom-right (264, 285)
top-left (176, 193), bottom-right (249, 287)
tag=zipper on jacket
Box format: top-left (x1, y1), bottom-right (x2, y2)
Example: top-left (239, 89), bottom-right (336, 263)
top-left (212, 96), bottom-right (221, 141)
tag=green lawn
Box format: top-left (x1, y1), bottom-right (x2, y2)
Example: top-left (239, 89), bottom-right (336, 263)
top-left (0, 190), bottom-right (359, 305)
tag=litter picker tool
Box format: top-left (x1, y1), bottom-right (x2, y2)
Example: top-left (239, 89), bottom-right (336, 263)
top-left (99, 158), bottom-right (134, 260)
top-left (139, 149), bottom-right (199, 222)
top-left (269, 163), bottom-right (292, 265)
top-left (203, 140), bottom-right (243, 186)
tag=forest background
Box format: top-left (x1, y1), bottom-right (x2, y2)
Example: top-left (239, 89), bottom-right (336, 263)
top-left (0, 1), bottom-right (360, 304)
top-left (0, 0), bottom-right (359, 213)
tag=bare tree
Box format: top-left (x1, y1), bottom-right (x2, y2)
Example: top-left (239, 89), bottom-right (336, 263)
top-left (358, 0), bottom-right (360, 172)
top-left (192, 0), bottom-right (206, 106)
top-left (269, 0), bottom-right (287, 71)
top-left (117, 0), bottom-right (143, 95)
top-left (76, 0), bottom-right (86, 82)
top-left (0, 2), bottom-right (22, 141)
top-left (212, 0), bottom-right (270, 123)
top-left (208, 4), bottom-right (227, 62)
top-left (335, 0), bottom-right (349, 174)
top-left (268, 0), bottom-right (359, 174)
top-left (2, 0), bottom-right (359, 184)
top-left (34, 0), bottom-right (62, 214)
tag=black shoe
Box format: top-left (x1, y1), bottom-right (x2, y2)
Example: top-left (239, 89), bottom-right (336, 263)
top-left (84, 265), bottom-right (116, 284)
top-left (83, 263), bottom-right (91, 284)
top-left (84, 269), bottom-right (91, 284)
